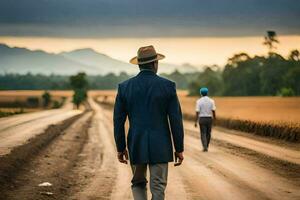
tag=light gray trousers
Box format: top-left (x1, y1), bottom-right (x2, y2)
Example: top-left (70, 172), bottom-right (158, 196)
top-left (131, 163), bottom-right (168, 200)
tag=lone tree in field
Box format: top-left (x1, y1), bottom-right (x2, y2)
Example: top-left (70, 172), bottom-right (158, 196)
top-left (42, 91), bottom-right (51, 108)
top-left (70, 72), bottom-right (88, 109)
top-left (289, 49), bottom-right (300, 61)
top-left (263, 30), bottom-right (279, 55)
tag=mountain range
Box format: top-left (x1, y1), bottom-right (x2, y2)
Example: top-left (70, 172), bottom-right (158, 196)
top-left (0, 44), bottom-right (198, 75)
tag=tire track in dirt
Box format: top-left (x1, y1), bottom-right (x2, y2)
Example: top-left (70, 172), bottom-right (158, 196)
top-left (0, 102), bottom-right (82, 156)
top-left (185, 126), bottom-right (300, 183)
top-left (0, 113), bottom-right (83, 190)
top-left (99, 102), bottom-right (133, 200)
top-left (181, 134), bottom-right (300, 200)
top-left (0, 112), bottom-right (93, 200)
top-left (0, 99), bottom-right (74, 133)
top-left (184, 122), bottom-right (300, 165)
top-left (67, 99), bottom-right (119, 200)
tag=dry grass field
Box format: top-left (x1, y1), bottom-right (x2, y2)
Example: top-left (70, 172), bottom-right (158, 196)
top-left (0, 90), bottom-right (73, 101)
top-left (0, 90), bottom-right (71, 106)
top-left (93, 90), bottom-right (300, 141)
top-left (0, 90), bottom-right (70, 117)
top-left (179, 96), bottom-right (300, 125)
top-left (1, 89), bottom-right (299, 125)
top-left (92, 90), bottom-right (300, 125)
top-left (0, 108), bottom-right (39, 112)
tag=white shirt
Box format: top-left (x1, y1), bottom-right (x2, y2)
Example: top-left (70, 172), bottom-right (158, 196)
top-left (195, 96), bottom-right (216, 117)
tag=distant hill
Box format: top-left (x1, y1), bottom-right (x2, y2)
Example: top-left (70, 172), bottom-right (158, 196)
top-left (0, 44), bottom-right (198, 75)
top-left (59, 48), bottom-right (137, 75)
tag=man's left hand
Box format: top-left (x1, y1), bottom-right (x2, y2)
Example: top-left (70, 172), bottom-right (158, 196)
top-left (117, 150), bottom-right (128, 164)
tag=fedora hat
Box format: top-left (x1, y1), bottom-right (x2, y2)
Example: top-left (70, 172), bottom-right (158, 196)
top-left (130, 45), bottom-right (165, 65)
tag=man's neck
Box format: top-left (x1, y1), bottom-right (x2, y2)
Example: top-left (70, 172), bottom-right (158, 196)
top-left (140, 69), bottom-right (154, 72)
top-left (140, 69), bottom-right (157, 74)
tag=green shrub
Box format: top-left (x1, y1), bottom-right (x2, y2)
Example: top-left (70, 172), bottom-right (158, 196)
top-left (0, 108), bottom-right (25, 118)
top-left (42, 91), bottom-right (51, 107)
top-left (26, 97), bottom-right (39, 108)
top-left (277, 87), bottom-right (295, 97)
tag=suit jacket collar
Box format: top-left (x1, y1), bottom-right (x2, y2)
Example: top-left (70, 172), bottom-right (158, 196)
top-left (137, 70), bottom-right (156, 76)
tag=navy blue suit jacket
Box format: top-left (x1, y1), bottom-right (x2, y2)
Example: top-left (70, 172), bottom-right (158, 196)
top-left (113, 70), bottom-right (184, 165)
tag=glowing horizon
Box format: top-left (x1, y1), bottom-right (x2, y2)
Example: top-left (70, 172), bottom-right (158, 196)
top-left (1, 36), bottom-right (299, 67)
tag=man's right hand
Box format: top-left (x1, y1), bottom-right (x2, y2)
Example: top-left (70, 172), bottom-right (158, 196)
top-left (213, 117), bottom-right (217, 126)
top-left (117, 150), bottom-right (128, 164)
top-left (174, 152), bottom-right (184, 166)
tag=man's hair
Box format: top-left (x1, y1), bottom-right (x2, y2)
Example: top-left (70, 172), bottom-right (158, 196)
top-left (201, 92), bottom-right (208, 96)
top-left (200, 87), bottom-right (208, 96)
top-left (139, 61), bottom-right (155, 70)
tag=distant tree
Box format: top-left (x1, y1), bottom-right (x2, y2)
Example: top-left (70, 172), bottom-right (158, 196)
top-left (163, 70), bottom-right (189, 89)
top-left (283, 66), bottom-right (300, 95)
top-left (188, 67), bottom-right (223, 96)
top-left (223, 53), bottom-right (263, 96)
top-left (70, 72), bottom-right (88, 109)
top-left (70, 72), bottom-right (88, 89)
top-left (227, 53), bottom-right (250, 66)
top-left (260, 53), bottom-right (286, 95)
top-left (42, 91), bottom-right (51, 108)
top-left (288, 49), bottom-right (300, 61)
top-left (161, 70), bottom-right (200, 89)
top-left (72, 88), bottom-right (87, 109)
top-left (263, 30), bottom-right (279, 55)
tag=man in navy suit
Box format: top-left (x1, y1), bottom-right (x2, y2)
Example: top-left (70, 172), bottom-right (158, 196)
top-left (113, 45), bottom-right (184, 200)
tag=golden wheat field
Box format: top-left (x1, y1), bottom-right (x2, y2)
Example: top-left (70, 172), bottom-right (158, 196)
top-left (0, 107), bottom-right (39, 112)
top-left (93, 90), bottom-right (300, 125)
top-left (0, 90), bottom-right (71, 105)
top-left (0, 90), bottom-right (299, 124)
top-left (0, 90), bottom-right (73, 99)
top-left (0, 90), bottom-right (71, 113)
top-left (179, 96), bottom-right (300, 124)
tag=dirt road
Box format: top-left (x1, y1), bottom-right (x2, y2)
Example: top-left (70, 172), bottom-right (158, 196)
top-left (0, 100), bottom-right (82, 156)
top-left (0, 98), bottom-right (299, 200)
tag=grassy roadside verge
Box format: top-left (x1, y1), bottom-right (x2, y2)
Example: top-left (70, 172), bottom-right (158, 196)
top-left (0, 109), bottom-right (25, 118)
top-left (184, 113), bottom-right (300, 142)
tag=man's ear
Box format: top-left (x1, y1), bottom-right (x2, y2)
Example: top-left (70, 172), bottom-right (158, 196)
top-left (154, 61), bottom-right (158, 73)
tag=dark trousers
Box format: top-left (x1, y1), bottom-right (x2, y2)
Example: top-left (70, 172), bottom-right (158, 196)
top-left (199, 117), bottom-right (213, 150)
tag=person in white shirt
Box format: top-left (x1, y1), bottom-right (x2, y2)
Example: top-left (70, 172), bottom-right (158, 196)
top-left (194, 87), bottom-right (216, 152)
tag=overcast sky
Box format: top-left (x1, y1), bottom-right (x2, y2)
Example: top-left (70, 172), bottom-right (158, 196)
top-left (0, 0), bottom-right (299, 37)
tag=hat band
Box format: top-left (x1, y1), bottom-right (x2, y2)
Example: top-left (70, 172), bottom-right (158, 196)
top-left (137, 55), bottom-right (157, 62)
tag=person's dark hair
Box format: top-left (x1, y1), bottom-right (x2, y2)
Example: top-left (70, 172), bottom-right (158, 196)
top-left (139, 61), bottom-right (155, 70)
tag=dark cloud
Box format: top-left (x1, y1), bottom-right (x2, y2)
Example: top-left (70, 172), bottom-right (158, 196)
top-left (0, 0), bottom-right (299, 37)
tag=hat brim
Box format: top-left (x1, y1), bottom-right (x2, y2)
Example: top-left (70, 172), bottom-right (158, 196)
top-left (129, 53), bottom-right (165, 65)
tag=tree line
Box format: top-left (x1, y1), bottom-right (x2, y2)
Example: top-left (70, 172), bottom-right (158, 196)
top-left (0, 32), bottom-right (299, 96)
top-left (0, 73), bottom-right (131, 90)
top-left (188, 50), bottom-right (300, 96)
top-left (0, 50), bottom-right (299, 97)
top-left (188, 31), bottom-right (299, 96)
top-left (0, 71), bottom-right (199, 91)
